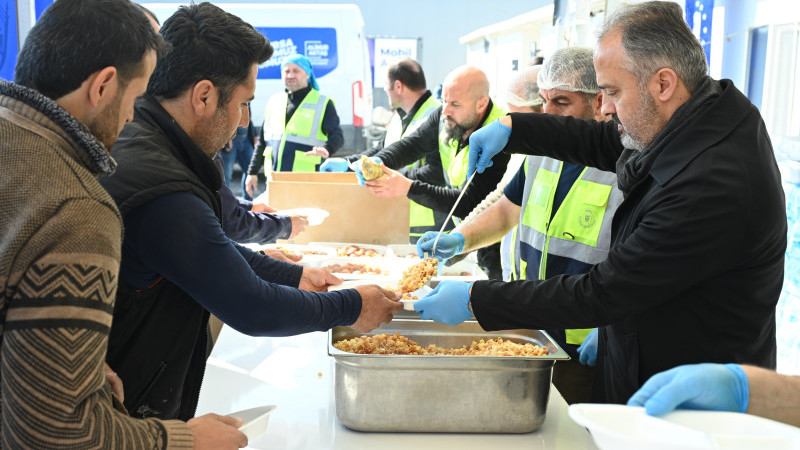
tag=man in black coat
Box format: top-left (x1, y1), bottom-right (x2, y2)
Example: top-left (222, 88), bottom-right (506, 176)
top-left (417, 1), bottom-right (786, 404)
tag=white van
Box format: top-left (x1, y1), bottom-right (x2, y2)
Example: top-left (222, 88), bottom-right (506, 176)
top-left (143, 3), bottom-right (374, 153)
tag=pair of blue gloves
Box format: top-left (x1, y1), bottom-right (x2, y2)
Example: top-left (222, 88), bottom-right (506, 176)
top-left (415, 229), bottom-right (604, 365)
top-left (320, 117), bottom-right (511, 184)
top-left (413, 231), bottom-right (472, 325)
top-left (319, 156), bottom-right (381, 186)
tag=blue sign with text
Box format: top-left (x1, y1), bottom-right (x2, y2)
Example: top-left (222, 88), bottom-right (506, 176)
top-left (0, 0), bottom-right (18, 81)
top-left (255, 27), bottom-right (338, 80)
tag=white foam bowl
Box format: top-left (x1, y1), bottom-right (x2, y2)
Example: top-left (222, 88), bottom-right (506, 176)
top-left (229, 404), bottom-right (276, 441)
top-left (568, 403), bottom-right (800, 450)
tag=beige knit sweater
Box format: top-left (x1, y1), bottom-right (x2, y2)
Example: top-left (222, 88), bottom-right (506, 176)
top-left (0, 82), bottom-right (193, 448)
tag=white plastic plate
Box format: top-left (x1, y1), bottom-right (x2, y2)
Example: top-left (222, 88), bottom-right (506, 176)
top-left (328, 279), bottom-right (430, 311)
top-left (274, 208), bottom-right (329, 226)
top-left (569, 403), bottom-right (800, 450)
top-left (229, 404), bottom-right (276, 441)
top-left (399, 285), bottom-right (433, 311)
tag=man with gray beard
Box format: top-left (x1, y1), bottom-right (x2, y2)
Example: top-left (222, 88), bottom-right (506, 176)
top-left (418, 1), bottom-right (786, 405)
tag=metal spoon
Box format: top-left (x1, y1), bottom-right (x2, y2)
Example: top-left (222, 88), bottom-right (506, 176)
top-left (431, 171), bottom-right (477, 257)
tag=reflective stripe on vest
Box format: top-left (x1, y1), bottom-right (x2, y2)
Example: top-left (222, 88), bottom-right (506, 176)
top-left (401, 96), bottom-right (442, 233)
top-left (506, 225), bottom-right (520, 281)
top-left (516, 155), bottom-right (623, 345)
top-left (263, 89), bottom-right (330, 172)
top-left (438, 104), bottom-right (505, 188)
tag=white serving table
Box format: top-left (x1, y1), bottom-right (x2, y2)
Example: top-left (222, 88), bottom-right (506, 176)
top-left (197, 325), bottom-right (599, 450)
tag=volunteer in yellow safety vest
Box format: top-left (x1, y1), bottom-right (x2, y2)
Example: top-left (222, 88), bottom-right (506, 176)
top-left (321, 58), bottom-right (445, 242)
top-left (417, 48), bottom-right (623, 404)
top-left (245, 53), bottom-right (343, 197)
top-left (322, 65), bottom-right (510, 252)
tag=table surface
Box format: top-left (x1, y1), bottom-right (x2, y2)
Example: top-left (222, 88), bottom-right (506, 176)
top-left (197, 325), bottom-right (600, 450)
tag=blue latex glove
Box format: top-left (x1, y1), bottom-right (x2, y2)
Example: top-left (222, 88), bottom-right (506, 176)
top-left (319, 158), bottom-right (349, 172)
top-left (416, 231), bottom-right (465, 261)
top-left (414, 281), bottom-right (473, 326)
top-left (627, 363), bottom-right (749, 416)
top-left (576, 328), bottom-right (598, 367)
top-left (467, 120), bottom-right (512, 179)
top-left (354, 156), bottom-right (382, 186)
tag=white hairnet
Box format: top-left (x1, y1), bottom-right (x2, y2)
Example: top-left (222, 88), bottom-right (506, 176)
top-left (503, 65), bottom-right (543, 108)
top-left (537, 47), bottom-right (600, 94)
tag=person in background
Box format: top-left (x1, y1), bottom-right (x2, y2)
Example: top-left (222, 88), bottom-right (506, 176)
top-left (419, 1), bottom-right (785, 405)
top-left (381, 58), bottom-right (441, 147)
top-left (244, 53), bottom-right (344, 194)
top-left (322, 58), bottom-right (446, 243)
top-left (628, 363), bottom-right (800, 428)
top-left (419, 48), bottom-right (618, 404)
top-left (504, 64), bottom-right (544, 115)
top-left (100, 3), bottom-right (401, 422)
top-left (221, 105), bottom-right (257, 200)
top-left (0, 0), bottom-right (247, 447)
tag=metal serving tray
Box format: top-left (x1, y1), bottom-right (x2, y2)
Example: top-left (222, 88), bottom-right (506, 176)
top-left (328, 319), bottom-right (569, 433)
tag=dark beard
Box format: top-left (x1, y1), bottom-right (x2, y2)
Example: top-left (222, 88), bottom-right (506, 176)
top-left (441, 118), bottom-right (468, 146)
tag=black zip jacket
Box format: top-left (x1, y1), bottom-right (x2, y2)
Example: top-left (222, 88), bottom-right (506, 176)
top-left (471, 80), bottom-right (786, 403)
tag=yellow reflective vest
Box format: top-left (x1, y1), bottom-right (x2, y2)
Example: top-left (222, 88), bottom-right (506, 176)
top-left (438, 103), bottom-right (505, 189)
top-left (511, 156), bottom-right (623, 345)
top-left (263, 89), bottom-right (331, 172)
top-left (385, 95), bottom-right (442, 239)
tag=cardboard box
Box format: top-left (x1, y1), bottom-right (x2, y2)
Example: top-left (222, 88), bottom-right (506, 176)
top-left (267, 172), bottom-right (409, 244)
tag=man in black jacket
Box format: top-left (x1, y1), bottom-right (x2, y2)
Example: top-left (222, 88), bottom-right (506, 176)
top-left (100, 3), bottom-right (401, 421)
top-left (417, 1), bottom-right (786, 404)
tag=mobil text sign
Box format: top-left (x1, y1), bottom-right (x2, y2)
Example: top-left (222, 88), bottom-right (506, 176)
top-left (372, 38), bottom-right (418, 89)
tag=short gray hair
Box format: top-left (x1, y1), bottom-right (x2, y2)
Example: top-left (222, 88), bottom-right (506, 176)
top-left (598, 1), bottom-right (708, 93)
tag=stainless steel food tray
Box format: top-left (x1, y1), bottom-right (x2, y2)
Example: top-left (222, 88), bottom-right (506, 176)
top-left (328, 319), bottom-right (569, 433)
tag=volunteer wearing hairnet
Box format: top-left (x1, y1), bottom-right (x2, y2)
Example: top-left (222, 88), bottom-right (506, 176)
top-left (417, 48), bottom-right (620, 404)
top-left (415, 1), bottom-right (785, 405)
top-left (245, 54), bottom-right (344, 194)
top-left (503, 64), bottom-right (544, 114)
top-left (461, 64), bottom-right (543, 281)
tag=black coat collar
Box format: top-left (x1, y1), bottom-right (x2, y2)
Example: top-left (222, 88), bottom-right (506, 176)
top-left (650, 80), bottom-right (752, 186)
top-left (135, 94), bottom-right (222, 194)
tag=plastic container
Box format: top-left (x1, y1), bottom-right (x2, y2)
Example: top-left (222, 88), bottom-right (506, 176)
top-left (229, 404), bottom-right (276, 441)
top-left (568, 403), bottom-right (800, 450)
top-left (329, 320), bottom-right (568, 433)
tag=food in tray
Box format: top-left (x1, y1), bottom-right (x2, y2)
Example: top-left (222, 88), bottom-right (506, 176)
top-left (325, 262), bottom-right (383, 275)
top-left (274, 246), bottom-right (328, 256)
top-left (334, 332), bottom-right (549, 356)
top-left (359, 155), bottom-right (384, 181)
top-left (397, 257), bottom-right (438, 294)
top-left (336, 245), bottom-right (382, 257)
top-left (441, 271), bottom-right (472, 277)
top-left (400, 293), bottom-right (418, 300)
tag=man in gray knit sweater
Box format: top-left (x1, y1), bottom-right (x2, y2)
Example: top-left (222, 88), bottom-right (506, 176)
top-left (0, 0), bottom-right (246, 448)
